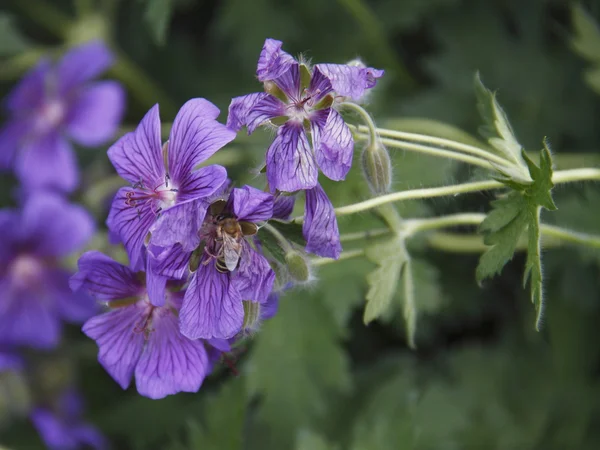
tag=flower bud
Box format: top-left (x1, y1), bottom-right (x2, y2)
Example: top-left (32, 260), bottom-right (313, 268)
top-left (361, 142), bottom-right (392, 195)
top-left (242, 300), bottom-right (262, 333)
top-left (284, 250), bottom-right (311, 284)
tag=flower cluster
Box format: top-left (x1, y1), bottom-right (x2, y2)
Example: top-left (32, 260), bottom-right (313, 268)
top-left (1, 36), bottom-right (383, 413)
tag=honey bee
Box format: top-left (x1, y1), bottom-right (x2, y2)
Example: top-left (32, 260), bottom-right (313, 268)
top-left (212, 201), bottom-right (258, 273)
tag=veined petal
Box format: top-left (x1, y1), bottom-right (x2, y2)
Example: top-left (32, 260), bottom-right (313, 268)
top-left (57, 40), bottom-right (115, 95)
top-left (146, 266), bottom-right (167, 307)
top-left (233, 243), bottom-right (275, 303)
top-left (16, 132), bottom-right (78, 193)
top-left (82, 305), bottom-right (146, 390)
top-left (70, 251), bottom-right (141, 300)
top-left (178, 165), bottom-right (228, 204)
top-left (226, 93), bottom-right (267, 132)
top-left (303, 183), bottom-right (342, 259)
top-left (149, 199), bottom-right (207, 251)
top-left (66, 81), bottom-right (125, 147)
top-left (228, 185), bottom-right (274, 222)
top-left (307, 67), bottom-right (333, 102)
top-left (266, 123), bottom-right (318, 192)
top-left (5, 58), bottom-right (51, 112)
top-left (167, 99), bottom-right (236, 184)
top-left (107, 187), bottom-right (155, 270)
top-left (134, 309), bottom-right (209, 399)
top-left (246, 95), bottom-right (286, 134)
top-left (47, 269), bottom-right (98, 323)
top-left (107, 104), bottom-right (164, 186)
top-left (150, 243), bottom-right (192, 279)
top-left (272, 194), bottom-right (296, 220)
top-left (315, 63), bottom-right (384, 100)
top-left (22, 193), bottom-right (94, 258)
top-left (310, 109), bottom-right (354, 181)
top-left (180, 263), bottom-right (243, 340)
top-left (257, 38), bottom-right (296, 82)
top-left (272, 63), bottom-right (301, 101)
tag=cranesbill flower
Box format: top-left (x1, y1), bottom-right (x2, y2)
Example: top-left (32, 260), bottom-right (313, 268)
top-left (227, 38), bottom-right (383, 193)
top-left (0, 40), bottom-right (125, 192)
top-left (152, 185), bottom-right (276, 340)
top-left (72, 251), bottom-right (214, 399)
top-left (107, 99), bottom-right (235, 271)
top-left (31, 388), bottom-right (107, 450)
top-left (0, 193), bottom-right (96, 349)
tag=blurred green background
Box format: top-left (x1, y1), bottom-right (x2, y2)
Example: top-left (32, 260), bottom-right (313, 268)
top-left (2, 0), bottom-right (600, 449)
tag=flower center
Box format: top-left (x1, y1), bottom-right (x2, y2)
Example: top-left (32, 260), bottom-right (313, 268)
top-left (158, 187), bottom-right (178, 209)
top-left (9, 254), bottom-right (44, 289)
top-left (125, 177), bottom-right (179, 215)
top-left (35, 99), bottom-right (66, 134)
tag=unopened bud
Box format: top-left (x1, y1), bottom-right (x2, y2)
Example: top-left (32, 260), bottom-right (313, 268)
top-left (361, 142), bottom-right (392, 195)
top-left (242, 300), bottom-right (262, 333)
top-left (284, 250), bottom-right (311, 284)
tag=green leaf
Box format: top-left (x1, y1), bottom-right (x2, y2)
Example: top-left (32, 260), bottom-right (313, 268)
top-left (476, 143), bottom-right (557, 329)
top-left (296, 430), bottom-right (337, 450)
top-left (571, 4), bottom-right (600, 63)
top-left (246, 291), bottom-right (351, 448)
top-left (268, 220), bottom-right (306, 248)
top-left (364, 237), bottom-right (408, 324)
top-left (474, 73), bottom-right (530, 182)
top-left (143, 0), bottom-right (174, 45)
top-left (0, 14), bottom-right (32, 56)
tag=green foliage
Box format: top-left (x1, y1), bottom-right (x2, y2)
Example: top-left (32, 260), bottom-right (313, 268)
top-left (141, 0), bottom-right (174, 45)
top-left (296, 430), bottom-right (338, 450)
top-left (477, 144), bottom-right (557, 329)
top-left (571, 4), bottom-right (600, 94)
top-left (0, 14), bottom-right (31, 56)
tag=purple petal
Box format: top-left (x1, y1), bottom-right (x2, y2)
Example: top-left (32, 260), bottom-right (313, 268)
top-left (167, 98), bottom-right (236, 185)
top-left (315, 63), bottom-right (384, 100)
top-left (31, 408), bottom-right (79, 450)
top-left (260, 292), bottom-right (280, 320)
top-left (149, 199), bottom-right (207, 251)
top-left (21, 193), bottom-right (94, 258)
top-left (5, 58), bottom-right (51, 112)
top-left (107, 187), bottom-right (156, 270)
top-left (228, 185), bottom-right (274, 222)
top-left (66, 81), bottom-right (125, 146)
top-left (246, 95), bottom-right (286, 134)
top-left (272, 194), bottom-right (296, 220)
top-left (16, 132), bottom-right (78, 192)
top-left (178, 165), bottom-right (228, 204)
top-left (70, 251), bottom-right (142, 300)
top-left (303, 183), bottom-right (342, 259)
top-left (57, 40), bottom-right (114, 95)
top-left (0, 210), bottom-right (18, 262)
top-left (150, 244), bottom-right (192, 279)
top-left (180, 263), bottom-right (243, 340)
top-left (48, 269), bottom-right (98, 323)
top-left (108, 104), bottom-right (164, 186)
top-left (307, 67), bottom-right (333, 102)
top-left (0, 284), bottom-right (60, 349)
top-left (256, 38), bottom-right (296, 82)
top-left (134, 309), bottom-right (209, 399)
top-left (70, 252), bottom-right (138, 303)
top-left (310, 109), bottom-right (354, 181)
top-left (82, 304), bottom-right (146, 390)
top-left (0, 350), bottom-right (23, 372)
top-left (266, 122), bottom-right (318, 192)
top-left (272, 63), bottom-right (301, 100)
top-left (226, 92), bottom-right (268, 132)
top-left (0, 119), bottom-right (29, 170)
top-left (146, 267), bottom-right (167, 307)
top-left (233, 243), bottom-right (275, 303)
top-left (70, 424), bottom-right (107, 450)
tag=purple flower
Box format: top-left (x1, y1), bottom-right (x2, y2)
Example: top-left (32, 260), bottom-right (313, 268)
top-left (0, 40), bottom-right (125, 192)
top-left (153, 185), bottom-right (276, 340)
top-left (72, 251), bottom-right (214, 399)
top-left (107, 99), bottom-right (235, 271)
top-left (31, 389), bottom-right (107, 450)
top-left (227, 38), bottom-right (383, 193)
top-left (0, 193), bottom-right (96, 349)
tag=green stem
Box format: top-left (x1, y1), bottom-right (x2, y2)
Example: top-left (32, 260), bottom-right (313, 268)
top-left (311, 248), bottom-right (365, 266)
top-left (262, 223), bottom-right (294, 254)
top-left (362, 125), bottom-right (511, 167)
top-left (339, 228), bottom-right (390, 242)
top-left (342, 102), bottom-right (379, 145)
top-left (354, 132), bottom-right (497, 170)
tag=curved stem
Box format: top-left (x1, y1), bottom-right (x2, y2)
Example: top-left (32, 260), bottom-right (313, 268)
top-left (362, 125), bottom-right (511, 167)
top-left (311, 248), bottom-right (365, 266)
top-left (340, 228), bottom-right (389, 242)
top-left (355, 133), bottom-right (497, 170)
top-left (341, 102), bottom-right (379, 145)
top-left (262, 223), bottom-right (293, 253)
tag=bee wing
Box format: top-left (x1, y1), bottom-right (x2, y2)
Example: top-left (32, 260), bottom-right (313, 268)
top-left (222, 233), bottom-right (242, 271)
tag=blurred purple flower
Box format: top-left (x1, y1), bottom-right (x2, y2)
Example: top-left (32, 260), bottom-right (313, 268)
top-left (0, 193), bottom-right (96, 349)
top-left (0, 40), bottom-right (125, 192)
top-left (227, 38), bottom-right (383, 193)
top-left (31, 388), bottom-right (107, 450)
top-left (107, 99), bottom-right (235, 271)
top-left (153, 185), bottom-right (276, 340)
top-left (72, 251), bottom-right (217, 399)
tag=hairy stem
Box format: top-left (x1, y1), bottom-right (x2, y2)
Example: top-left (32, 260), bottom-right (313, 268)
top-left (342, 102), bottom-right (379, 146)
top-left (311, 248), bottom-right (365, 266)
